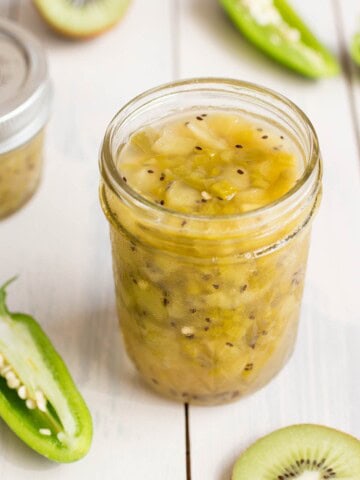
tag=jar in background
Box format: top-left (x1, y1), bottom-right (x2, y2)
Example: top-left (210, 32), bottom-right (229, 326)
top-left (0, 18), bottom-right (51, 219)
top-left (99, 79), bottom-right (322, 406)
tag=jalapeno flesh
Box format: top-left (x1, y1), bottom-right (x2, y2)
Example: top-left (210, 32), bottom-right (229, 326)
top-left (0, 279), bottom-right (92, 462)
top-left (219, 0), bottom-right (339, 78)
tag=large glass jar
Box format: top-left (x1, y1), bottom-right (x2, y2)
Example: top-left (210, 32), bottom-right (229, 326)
top-left (0, 18), bottom-right (51, 219)
top-left (99, 79), bottom-right (322, 406)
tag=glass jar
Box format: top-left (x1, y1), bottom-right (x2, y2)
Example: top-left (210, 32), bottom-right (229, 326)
top-left (0, 18), bottom-right (51, 219)
top-left (99, 79), bottom-right (322, 406)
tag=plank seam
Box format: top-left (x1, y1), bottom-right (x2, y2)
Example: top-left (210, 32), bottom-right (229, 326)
top-left (171, 0), bottom-right (180, 80)
top-left (185, 403), bottom-right (192, 480)
top-left (332, 0), bottom-right (360, 167)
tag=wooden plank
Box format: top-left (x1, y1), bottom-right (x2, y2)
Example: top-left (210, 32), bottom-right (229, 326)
top-left (178, 0), bottom-right (360, 478)
top-left (0, 1), bottom-right (186, 480)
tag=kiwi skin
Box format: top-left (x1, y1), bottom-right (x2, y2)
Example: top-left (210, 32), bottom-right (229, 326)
top-left (33, 0), bottom-right (131, 40)
top-left (232, 424), bottom-right (360, 480)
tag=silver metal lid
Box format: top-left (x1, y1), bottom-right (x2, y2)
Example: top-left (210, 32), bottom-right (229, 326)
top-left (0, 18), bottom-right (51, 154)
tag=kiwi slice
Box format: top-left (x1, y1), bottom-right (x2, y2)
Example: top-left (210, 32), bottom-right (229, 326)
top-left (33, 0), bottom-right (131, 39)
top-left (232, 424), bottom-right (360, 479)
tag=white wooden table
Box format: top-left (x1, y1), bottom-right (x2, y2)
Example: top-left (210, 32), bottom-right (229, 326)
top-left (1, 1), bottom-right (359, 479)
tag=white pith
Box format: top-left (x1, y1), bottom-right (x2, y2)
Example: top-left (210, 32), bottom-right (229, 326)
top-left (0, 313), bottom-right (76, 442)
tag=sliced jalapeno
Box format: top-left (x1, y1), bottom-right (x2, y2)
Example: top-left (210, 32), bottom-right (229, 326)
top-left (0, 279), bottom-right (92, 462)
top-left (351, 32), bottom-right (360, 66)
top-left (219, 0), bottom-right (340, 78)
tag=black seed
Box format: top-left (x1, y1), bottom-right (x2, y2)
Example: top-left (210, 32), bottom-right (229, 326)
top-left (181, 220), bottom-right (187, 227)
top-left (205, 318), bottom-right (211, 323)
top-left (237, 169), bottom-right (244, 175)
top-left (204, 326), bottom-right (209, 331)
top-left (190, 308), bottom-right (196, 313)
top-left (201, 199), bottom-right (207, 203)
top-left (160, 200), bottom-right (165, 205)
top-left (261, 135), bottom-right (268, 139)
top-left (201, 114), bottom-right (207, 117)
top-left (187, 335), bottom-right (194, 339)
top-left (249, 313), bottom-right (256, 319)
top-left (132, 278), bottom-right (138, 285)
top-left (280, 135), bottom-right (284, 139)
top-left (217, 196), bottom-right (223, 200)
top-left (147, 169), bottom-right (154, 174)
top-left (195, 146), bottom-right (203, 150)
top-left (226, 342), bottom-right (234, 347)
top-left (235, 144), bottom-right (243, 149)
top-left (185, 121), bottom-right (189, 126)
top-left (122, 176), bottom-right (127, 182)
top-left (212, 284), bottom-right (219, 289)
top-left (244, 363), bottom-right (253, 371)
top-left (160, 174), bottom-right (166, 181)
top-left (163, 298), bottom-right (169, 306)
top-left (170, 321), bottom-right (176, 327)
top-left (240, 284), bottom-right (247, 292)
top-left (196, 116), bottom-right (204, 121)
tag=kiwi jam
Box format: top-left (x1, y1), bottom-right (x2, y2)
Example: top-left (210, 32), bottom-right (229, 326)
top-left (99, 80), bottom-right (322, 406)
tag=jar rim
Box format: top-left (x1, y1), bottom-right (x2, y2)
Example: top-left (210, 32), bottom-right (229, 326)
top-left (100, 77), bottom-right (321, 222)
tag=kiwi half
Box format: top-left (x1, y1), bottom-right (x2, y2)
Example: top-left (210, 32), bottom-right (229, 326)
top-left (33, 0), bottom-right (131, 39)
top-left (232, 424), bottom-right (360, 480)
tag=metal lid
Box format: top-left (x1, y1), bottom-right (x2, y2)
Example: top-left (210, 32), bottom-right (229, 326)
top-left (0, 18), bottom-right (51, 154)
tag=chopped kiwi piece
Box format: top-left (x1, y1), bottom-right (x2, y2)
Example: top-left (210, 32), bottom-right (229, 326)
top-left (119, 111), bottom-right (303, 216)
top-left (232, 424), bottom-right (360, 479)
top-left (33, 0), bottom-right (131, 39)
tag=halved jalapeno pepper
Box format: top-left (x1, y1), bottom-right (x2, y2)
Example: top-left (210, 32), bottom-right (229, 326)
top-left (351, 32), bottom-right (360, 66)
top-left (0, 279), bottom-right (92, 462)
top-left (219, 0), bottom-right (340, 78)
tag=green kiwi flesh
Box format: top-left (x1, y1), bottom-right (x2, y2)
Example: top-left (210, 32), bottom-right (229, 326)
top-left (33, 0), bottom-right (131, 38)
top-left (232, 424), bottom-right (360, 480)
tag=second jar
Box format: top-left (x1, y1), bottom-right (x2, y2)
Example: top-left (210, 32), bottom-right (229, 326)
top-left (99, 79), bottom-right (322, 406)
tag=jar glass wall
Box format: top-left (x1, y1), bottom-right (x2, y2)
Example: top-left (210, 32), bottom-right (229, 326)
top-left (99, 79), bottom-right (322, 406)
top-left (0, 131), bottom-right (44, 219)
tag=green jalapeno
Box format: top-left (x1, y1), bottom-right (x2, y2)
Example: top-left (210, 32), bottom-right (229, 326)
top-left (0, 279), bottom-right (92, 462)
top-left (351, 32), bottom-right (360, 66)
top-left (219, 0), bottom-right (340, 78)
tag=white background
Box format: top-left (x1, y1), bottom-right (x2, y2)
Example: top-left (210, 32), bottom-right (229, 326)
top-left (0, 1), bottom-right (359, 479)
